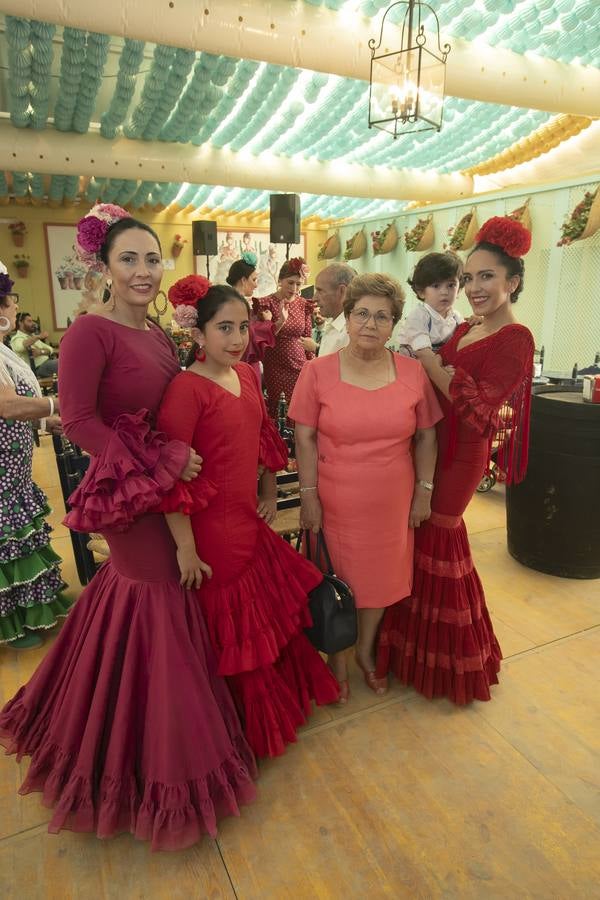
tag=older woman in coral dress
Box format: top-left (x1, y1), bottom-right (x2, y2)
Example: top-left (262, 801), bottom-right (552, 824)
top-left (289, 273), bottom-right (442, 702)
top-left (376, 217), bottom-right (535, 703)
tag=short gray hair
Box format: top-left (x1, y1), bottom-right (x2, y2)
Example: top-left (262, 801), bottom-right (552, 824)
top-left (321, 262), bottom-right (357, 288)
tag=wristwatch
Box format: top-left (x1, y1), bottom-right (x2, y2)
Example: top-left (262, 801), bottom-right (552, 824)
top-left (417, 479), bottom-right (434, 491)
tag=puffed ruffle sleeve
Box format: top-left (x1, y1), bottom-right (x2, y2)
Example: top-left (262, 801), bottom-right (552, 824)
top-left (64, 410), bottom-right (189, 533)
top-left (449, 367), bottom-right (503, 437)
top-left (449, 326), bottom-right (534, 437)
top-left (258, 415), bottom-right (289, 472)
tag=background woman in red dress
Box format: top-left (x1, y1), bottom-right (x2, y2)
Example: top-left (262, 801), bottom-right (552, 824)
top-left (0, 207), bottom-right (257, 852)
top-left (376, 217), bottom-right (535, 704)
top-left (156, 277), bottom-right (339, 758)
top-left (256, 257), bottom-right (317, 417)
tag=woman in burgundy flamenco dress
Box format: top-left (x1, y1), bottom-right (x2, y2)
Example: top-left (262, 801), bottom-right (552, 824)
top-left (376, 217), bottom-right (535, 704)
top-left (157, 277), bottom-right (339, 758)
top-left (0, 210), bottom-right (257, 851)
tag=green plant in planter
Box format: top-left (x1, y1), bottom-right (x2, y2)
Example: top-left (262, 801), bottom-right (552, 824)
top-left (14, 254), bottom-right (30, 277)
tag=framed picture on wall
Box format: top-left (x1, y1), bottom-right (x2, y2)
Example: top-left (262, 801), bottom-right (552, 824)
top-left (44, 223), bottom-right (105, 329)
top-left (194, 229), bottom-right (306, 296)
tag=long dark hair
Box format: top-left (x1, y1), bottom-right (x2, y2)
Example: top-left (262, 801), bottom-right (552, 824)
top-left (185, 284), bottom-right (250, 367)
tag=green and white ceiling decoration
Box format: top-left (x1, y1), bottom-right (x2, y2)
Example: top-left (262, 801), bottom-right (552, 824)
top-left (0, 0), bottom-right (599, 225)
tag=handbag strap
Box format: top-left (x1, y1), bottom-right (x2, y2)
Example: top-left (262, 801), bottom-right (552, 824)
top-left (296, 529), bottom-right (334, 575)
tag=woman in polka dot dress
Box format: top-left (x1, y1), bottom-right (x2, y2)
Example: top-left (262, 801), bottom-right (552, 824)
top-left (256, 257), bottom-right (317, 418)
top-left (0, 267), bottom-right (70, 650)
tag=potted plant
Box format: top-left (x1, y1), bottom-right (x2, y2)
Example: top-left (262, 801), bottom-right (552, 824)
top-left (557, 187), bottom-right (600, 246)
top-left (55, 263), bottom-right (68, 289)
top-left (371, 222), bottom-right (399, 255)
top-left (14, 254), bottom-right (30, 278)
top-left (404, 216), bottom-right (434, 252)
top-left (8, 221), bottom-right (27, 247)
top-left (508, 199), bottom-right (532, 232)
top-left (72, 260), bottom-right (87, 290)
top-left (318, 232), bottom-right (341, 260)
top-left (343, 229), bottom-right (367, 261)
top-left (171, 234), bottom-right (187, 258)
top-left (445, 209), bottom-right (478, 252)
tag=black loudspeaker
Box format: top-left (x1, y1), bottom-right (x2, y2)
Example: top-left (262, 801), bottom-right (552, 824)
top-left (270, 194), bottom-right (301, 244)
top-left (192, 220), bottom-right (218, 256)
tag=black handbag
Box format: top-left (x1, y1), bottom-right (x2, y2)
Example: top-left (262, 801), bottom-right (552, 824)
top-left (297, 529), bottom-right (357, 655)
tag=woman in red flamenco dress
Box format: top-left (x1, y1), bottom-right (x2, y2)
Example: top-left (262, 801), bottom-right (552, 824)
top-left (156, 276), bottom-right (339, 759)
top-left (0, 210), bottom-right (257, 852)
top-left (376, 217), bottom-right (535, 704)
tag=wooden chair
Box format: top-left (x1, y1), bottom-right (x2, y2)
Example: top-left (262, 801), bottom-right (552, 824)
top-left (272, 469), bottom-right (301, 542)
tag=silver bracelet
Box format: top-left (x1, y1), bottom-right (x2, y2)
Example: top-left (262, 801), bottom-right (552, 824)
top-left (47, 396), bottom-right (54, 417)
top-left (299, 486), bottom-right (318, 493)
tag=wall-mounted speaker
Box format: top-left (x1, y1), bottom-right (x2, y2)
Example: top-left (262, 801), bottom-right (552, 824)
top-left (270, 194), bottom-right (301, 244)
top-left (192, 220), bottom-right (218, 256)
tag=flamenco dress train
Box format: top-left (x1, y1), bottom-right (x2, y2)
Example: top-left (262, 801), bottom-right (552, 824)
top-left (0, 315), bottom-right (257, 851)
top-left (376, 324), bottom-right (534, 704)
top-left (157, 363), bottom-right (340, 758)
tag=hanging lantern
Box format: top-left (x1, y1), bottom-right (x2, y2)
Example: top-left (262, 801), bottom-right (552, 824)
top-left (368, 1), bottom-right (451, 139)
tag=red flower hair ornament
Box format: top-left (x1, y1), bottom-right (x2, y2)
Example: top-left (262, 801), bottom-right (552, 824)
top-left (285, 256), bottom-right (310, 280)
top-left (475, 216), bottom-right (531, 258)
top-left (168, 275), bottom-right (211, 327)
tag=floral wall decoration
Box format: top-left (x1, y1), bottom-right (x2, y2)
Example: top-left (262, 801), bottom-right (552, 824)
top-left (318, 232), bottom-right (341, 260)
top-left (404, 216), bottom-right (434, 252)
top-left (343, 229), bottom-right (367, 261)
top-left (372, 222), bottom-right (398, 256)
top-left (507, 198), bottom-right (532, 232)
top-left (445, 209), bottom-right (479, 251)
top-left (557, 187), bottom-right (600, 246)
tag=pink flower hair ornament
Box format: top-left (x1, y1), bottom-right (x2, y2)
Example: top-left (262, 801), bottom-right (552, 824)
top-left (74, 203), bottom-right (131, 271)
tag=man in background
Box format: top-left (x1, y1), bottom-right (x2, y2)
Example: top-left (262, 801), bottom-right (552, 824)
top-left (313, 262), bottom-right (356, 356)
top-left (11, 312), bottom-right (58, 378)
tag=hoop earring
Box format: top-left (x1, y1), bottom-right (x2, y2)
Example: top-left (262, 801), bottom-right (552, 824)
top-left (0, 315), bottom-right (11, 332)
top-left (104, 281), bottom-right (115, 312)
top-left (152, 290), bottom-right (168, 317)
top-left (195, 346), bottom-right (206, 363)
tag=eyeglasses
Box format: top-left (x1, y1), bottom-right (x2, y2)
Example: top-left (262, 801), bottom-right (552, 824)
top-left (350, 308), bottom-right (394, 327)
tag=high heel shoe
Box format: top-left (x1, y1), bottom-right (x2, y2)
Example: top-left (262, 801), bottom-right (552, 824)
top-left (355, 657), bottom-right (388, 696)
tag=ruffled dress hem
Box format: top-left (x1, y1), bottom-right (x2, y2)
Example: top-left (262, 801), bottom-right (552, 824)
top-left (376, 516), bottom-right (502, 705)
top-left (0, 720), bottom-right (256, 852)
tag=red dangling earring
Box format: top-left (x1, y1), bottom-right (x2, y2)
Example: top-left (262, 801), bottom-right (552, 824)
top-left (195, 345), bottom-right (206, 362)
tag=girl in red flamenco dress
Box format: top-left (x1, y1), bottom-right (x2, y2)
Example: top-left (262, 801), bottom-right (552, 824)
top-left (376, 217), bottom-right (535, 704)
top-left (156, 276), bottom-right (339, 758)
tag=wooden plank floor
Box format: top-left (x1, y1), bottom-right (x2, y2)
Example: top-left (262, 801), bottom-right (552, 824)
top-left (1, 438), bottom-right (599, 899)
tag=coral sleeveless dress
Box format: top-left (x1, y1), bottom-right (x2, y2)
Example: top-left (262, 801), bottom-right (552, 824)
top-left (157, 362), bottom-right (339, 758)
top-left (376, 323), bottom-right (534, 703)
top-left (0, 315), bottom-right (256, 851)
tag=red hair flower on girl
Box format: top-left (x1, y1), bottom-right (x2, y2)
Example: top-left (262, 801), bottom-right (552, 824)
top-left (168, 275), bottom-right (211, 327)
top-left (475, 216), bottom-right (531, 258)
